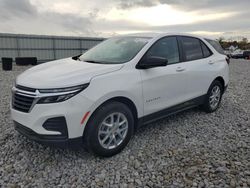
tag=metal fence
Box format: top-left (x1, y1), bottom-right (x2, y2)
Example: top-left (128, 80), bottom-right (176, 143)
top-left (0, 33), bottom-right (104, 63)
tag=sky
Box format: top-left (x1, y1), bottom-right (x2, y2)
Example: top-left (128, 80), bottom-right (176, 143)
top-left (0, 0), bottom-right (250, 40)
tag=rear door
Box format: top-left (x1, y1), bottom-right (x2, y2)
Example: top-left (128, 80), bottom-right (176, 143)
top-left (178, 36), bottom-right (214, 98)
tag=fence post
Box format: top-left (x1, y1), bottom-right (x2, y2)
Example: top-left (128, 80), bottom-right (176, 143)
top-left (16, 36), bottom-right (20, 58)
top-left (52, 37), bottom-right (56, 60)
top-left (79, 39), bottom-right (82, 54)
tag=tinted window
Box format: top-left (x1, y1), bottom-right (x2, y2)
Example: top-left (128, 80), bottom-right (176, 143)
top-left (181, 37), bottom-right (203, 61)
top-left (145, 37), bottom-right (180, 64)
top-left (201, 42), bottom-right (212, 58)
top-left (243, 51), bottom-right (250, 57)
top-left (205, 39), bottom-right (225, 55)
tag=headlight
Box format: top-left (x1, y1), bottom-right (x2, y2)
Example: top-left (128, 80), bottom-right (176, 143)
top-left (37, 83), bottom-right (89, 104)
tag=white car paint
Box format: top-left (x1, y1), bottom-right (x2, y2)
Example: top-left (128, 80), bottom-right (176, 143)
top-left (11, 33), bottom-right (229, 141)
top-left (17, 58), bottom-right (124, 88)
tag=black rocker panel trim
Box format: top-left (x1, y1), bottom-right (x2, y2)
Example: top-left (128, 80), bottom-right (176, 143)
top-left (138, 95), bottom-right (206, 126)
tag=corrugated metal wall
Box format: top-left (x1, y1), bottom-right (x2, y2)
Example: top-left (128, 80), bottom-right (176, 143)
top-left (0, 33), bottom-right (104, 63)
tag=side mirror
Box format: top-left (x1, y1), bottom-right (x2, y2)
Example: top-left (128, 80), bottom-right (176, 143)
top-left (137, 56), bottom-right (168, 69)
top-left (72, 54), bottom-right (82, 60)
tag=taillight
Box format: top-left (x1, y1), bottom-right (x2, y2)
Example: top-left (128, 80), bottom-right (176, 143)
top-left (226, 57), bottom-right (230, 64)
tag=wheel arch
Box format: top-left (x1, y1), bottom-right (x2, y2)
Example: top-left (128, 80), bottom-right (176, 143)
top-left (83, 96), bottom-right (140, 137)
top-left (215, 76), bottom-right (225, 92)
top-left (211, 76), bottom-right (225, 93)
top-left (101, 96), bottom-right (138, 124)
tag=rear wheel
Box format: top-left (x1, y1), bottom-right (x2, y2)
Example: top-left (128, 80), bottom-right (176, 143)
top-left (202, 80), bottom-right (223, 113)
top-left (84, 101), bottom-right (134, 157)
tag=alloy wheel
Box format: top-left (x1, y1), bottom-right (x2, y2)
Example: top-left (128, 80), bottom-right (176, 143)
top-left (98, 112), bottom-right (128, 149)
top-left (209, 85), bottom-right (221, 110)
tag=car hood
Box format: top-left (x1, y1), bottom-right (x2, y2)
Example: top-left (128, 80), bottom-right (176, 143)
top-left (17, 58), bottom-right (123, 89)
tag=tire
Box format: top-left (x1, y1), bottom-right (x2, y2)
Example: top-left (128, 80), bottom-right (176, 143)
top-left (202, 80), bottom-right (223, 113)
top-left (83, 101), bottom-right (134, 157)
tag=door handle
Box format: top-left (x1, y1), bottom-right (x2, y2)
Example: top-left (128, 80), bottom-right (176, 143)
top-left (208, 61), bottom-right (215, 65)
top-left (176, 67), bottom-right (185, 72)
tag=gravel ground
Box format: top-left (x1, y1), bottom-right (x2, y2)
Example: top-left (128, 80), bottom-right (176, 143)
top-left (0, 59), bottom-right (249, 188)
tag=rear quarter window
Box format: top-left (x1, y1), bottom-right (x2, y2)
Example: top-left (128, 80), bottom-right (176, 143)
top-left (201, 42), bottom-right (212, 58)
top-left (205, 39), bottom-right (225, 55)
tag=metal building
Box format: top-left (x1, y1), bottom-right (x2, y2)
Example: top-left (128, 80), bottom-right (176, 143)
top-left (0, 33), bottom-right (104, 63)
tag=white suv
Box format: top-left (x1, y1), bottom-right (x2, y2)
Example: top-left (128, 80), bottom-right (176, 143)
top-left (11, 33), bottom-right (229, 157)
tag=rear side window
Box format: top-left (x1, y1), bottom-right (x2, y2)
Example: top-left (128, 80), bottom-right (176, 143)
top-left (201, 42), bottom-right (212, 58)
top-left (205, 39), bottom-right (225, 55)
top-left (181, 37), bottom-right (203, 61)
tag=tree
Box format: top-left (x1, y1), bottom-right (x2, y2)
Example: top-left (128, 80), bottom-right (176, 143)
top-left (217, 37), bottom-right (228, 49)
top-left (242, 37), bottom-right (248, 44)
top-left (217, 37), bottom-right (225, 44)
top-left (216, 36), bottom-right (249, 50)
top-left (239, 37), bottom-right (248, 49)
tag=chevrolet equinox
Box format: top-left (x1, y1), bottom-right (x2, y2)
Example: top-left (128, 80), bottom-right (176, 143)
top-left (11, 33), bottom-right (229, 157)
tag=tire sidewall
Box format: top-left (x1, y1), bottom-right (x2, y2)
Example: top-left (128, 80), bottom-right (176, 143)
top-left (206, 80), bottom-right (223, 112)
top-left (85, 102), bottom-right (134, 157)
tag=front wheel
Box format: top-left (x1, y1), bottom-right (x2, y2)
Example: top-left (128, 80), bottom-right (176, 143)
top-left (83, 101), bottom-right (134, 157)
top-left (202, 80), bottom-right (223, 113)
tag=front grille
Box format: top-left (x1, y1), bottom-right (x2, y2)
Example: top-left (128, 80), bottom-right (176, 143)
top-left (12, 86), bottom-right (36, 113)
top-left (16, 85), bottom-right (36, 92)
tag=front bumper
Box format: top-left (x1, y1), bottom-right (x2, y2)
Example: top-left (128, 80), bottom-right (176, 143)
top-left (11, 92), bottom-right (93, 139)
top-left (14, 121), bottom-right (82, 148)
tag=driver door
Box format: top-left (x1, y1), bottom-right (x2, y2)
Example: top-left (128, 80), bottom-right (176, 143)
top-left (138, 36), bottom-right (189, 116)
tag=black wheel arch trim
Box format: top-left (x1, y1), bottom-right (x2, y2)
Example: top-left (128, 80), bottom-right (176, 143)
top-left (83, 96), bottom-right (139, 136)
top-left (209, 77), bottom-right (226, 94)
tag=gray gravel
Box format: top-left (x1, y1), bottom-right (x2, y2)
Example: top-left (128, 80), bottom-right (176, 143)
top-left (0, 60), bottom-right (250, 187)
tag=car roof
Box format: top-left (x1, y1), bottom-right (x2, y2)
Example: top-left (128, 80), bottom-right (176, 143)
top-left (123, 32), bottom-right (213, 40)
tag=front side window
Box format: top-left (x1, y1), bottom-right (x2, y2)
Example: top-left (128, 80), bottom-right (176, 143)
top-left (79, 37), bottom-right (150, 64)
top-left (144, 37), bottom-right (180, 64)
top-left (181, 37), bottom-right (203, 61)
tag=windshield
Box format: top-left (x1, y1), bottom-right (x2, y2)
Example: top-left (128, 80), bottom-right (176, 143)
top-left (79, 37), bottom-right (151, 64)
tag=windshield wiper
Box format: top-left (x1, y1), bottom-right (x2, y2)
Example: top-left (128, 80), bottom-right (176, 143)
top-left (84, 60), bottom-right (103, 64)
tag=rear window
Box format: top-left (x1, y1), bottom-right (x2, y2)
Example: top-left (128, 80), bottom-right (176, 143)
top-left (205, 39), bottom-right (225, 55)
